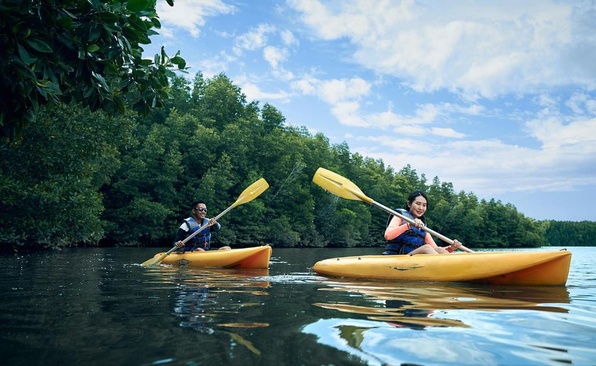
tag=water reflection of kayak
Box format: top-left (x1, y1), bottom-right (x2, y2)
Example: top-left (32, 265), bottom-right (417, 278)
top-left (313, 281), bottom-right (570, 329)
top-left (306, 281), bottom-right (574, 365)
top-left (154, 267), bottom-right (271, 290)
top-left (155, 245), bottom-right (272, 269)
top-left (313, 250), bottom-right (571, 285)
top-left (153, 267), bottom-right (272, 336)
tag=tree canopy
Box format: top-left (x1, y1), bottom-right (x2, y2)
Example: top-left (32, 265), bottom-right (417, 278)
top-left (0, 0), bottom-right (184, 139)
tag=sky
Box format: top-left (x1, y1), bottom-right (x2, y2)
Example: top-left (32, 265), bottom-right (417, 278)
top-left (143, 0), bottom-right (596, 222)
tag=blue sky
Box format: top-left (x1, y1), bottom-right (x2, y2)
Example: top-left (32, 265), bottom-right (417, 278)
top-left (143, 0), bottom-right (596, 222)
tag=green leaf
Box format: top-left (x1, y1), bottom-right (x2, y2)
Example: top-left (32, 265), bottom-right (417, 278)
top-left (88, 24), bottom-right (101, 42)
top-left (42, 81), bottom-right (63, 96)
top-left (150, 18), bottom-right (161, 28)
top-left (171, 56), bottom-right (186, 69)
top-left (127, 0), bottom-right (151, 13)
top-left (83, 86), bottom-right (95, 99)
top-left (86, 44), bottom-right (100, 53)
top-left (93, 12), bottom-right (119, 24)
top-left (17, 44), bottom-right (36, 65)
top-left (56, 15), bottom-right (74, 28)
top-left (12, 22), bottom-right (31, 39)
top-left (92, 71), bottom-right (110, 91)
top-left (24, 38), bottom-right (53, 53)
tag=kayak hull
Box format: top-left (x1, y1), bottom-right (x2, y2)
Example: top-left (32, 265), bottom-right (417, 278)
top-left (156, 245), bottom-right (272, 269)
top-left (312, 250), bottom-right (572, 286)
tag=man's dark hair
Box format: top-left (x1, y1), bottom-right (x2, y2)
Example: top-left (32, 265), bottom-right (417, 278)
top-left (192, 200), bottom-right (206, 209)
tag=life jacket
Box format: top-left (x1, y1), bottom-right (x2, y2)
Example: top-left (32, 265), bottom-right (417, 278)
top-left (183, 217), bottom-right (217, 251)
top-left (383, 209), bottom-right (426, 254)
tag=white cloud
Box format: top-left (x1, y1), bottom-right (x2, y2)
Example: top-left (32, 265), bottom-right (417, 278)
top-left (196, 51), bottom-right (237, 78)
top-left (233, 24), bottom-right (276, 55)
top-left (331, 101), bottom-right (368, 127)
top-left (291, 77), bottom-right (318, 95)
top-left (356, 126), bottom-right (596, 197)
top-left (366, 108), bottom-right (433, 130)
top-left (566, 93), bottom-right (596, 115)
top-left (392, 124), bottom-right (428, 137)
top-left (288, 0), bottom-right (594, 98)
top-left (526, 115), bottom-right (596, 152)
top-left (362, 135), bottom-right (435, 154)
top-left (263, 46), bottom-right (288, 69)
top-left (156, 0), bottom-right (236, 37)
top-left (289, 76), bottom-right (373, 126)
top-left (431, 127), bottom-right (465, 138)
top-left (280, 30), bottom-right (298, 46)
top-left (318, 78), bottom-right (370, 104)
top-left (235, 75), bottom-right (290, 102)
top-left (286, 0), bottom-right (349, 40)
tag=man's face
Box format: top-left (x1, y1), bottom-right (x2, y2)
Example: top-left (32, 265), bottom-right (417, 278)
top-left (193, 203), bottom-right (207, 218)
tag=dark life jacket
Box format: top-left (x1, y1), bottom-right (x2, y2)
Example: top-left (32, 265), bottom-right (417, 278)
top-left (182, 217), bottom-right (219, 251)
top-left (384, 209), bottom-right (426, 254)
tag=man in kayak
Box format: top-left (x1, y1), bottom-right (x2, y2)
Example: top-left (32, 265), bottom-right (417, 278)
top-left (174, 201), bottom-right (231, 252)
top-left (383, 191), bottom-right (462, 255)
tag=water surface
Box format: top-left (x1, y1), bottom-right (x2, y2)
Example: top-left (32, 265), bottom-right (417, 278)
top-left (1, 246), bottom-right (595, 365)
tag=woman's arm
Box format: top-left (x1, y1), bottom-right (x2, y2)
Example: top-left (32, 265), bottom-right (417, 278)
top-left (424, 232), bottom-right (440, 248)
top-left (384, 216), bottom-right (410, 240)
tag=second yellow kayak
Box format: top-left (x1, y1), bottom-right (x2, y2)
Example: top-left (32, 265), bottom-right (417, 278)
top-left (312, 250), bottom-right (571, 285)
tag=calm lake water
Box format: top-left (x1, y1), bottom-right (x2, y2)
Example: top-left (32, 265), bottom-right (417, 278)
top-left (1, 246), bottom-right (595, 366)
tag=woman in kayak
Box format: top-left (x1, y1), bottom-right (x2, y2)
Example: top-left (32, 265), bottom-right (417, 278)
top-left (383, 190), bottom-right (462, 255)
top-left (174, 200), bottom-right (231, 252)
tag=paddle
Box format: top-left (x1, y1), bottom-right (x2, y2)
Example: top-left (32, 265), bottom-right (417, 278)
top-left (312, 167), bottom-right (474, 253)
top-left (141, 178), bottom-right (270, 267)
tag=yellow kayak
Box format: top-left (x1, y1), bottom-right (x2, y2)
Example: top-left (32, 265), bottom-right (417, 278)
top-left (156, 245), bottom-right (272, 269)
top-left (312, 250), bottom-right (572, 285)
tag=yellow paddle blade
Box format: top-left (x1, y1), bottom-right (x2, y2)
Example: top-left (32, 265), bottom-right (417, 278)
top-left (312, 167), bottom-right (373, 204)
top-left (231, 178), bottom-right (269, 208)
top-left (140, 252), bottom-right (168, 267)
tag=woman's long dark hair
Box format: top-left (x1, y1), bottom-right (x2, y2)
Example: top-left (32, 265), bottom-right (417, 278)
top-left (405, 190), bottom-right (429, 224)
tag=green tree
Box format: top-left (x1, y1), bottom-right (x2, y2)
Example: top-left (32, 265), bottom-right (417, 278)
top-left (0, 104), bottom-right (133, 247)
top-left (0, 0), bottom-right (185, 139)
top-left (101, 108), bottom-right (221, 245)
top-left (197, 73), bottom-right (247, 131)
top-left (546, 221), bottom-right (596, 246)
top-left (103, 120), bottom-right (184, 244)
top-left (261, 103), bottom-right (286, 133)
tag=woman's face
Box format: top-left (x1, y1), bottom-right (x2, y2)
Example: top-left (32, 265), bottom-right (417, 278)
top-left (408, 195), bottom-right (427, 218)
